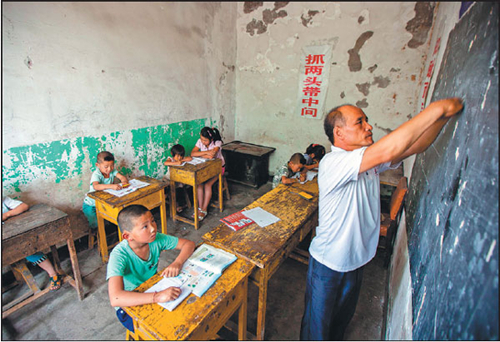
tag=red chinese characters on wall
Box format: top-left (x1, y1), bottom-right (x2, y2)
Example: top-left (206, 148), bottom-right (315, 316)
top-left (297, 45), bottom-right (332, 120)
top-left (300, 55), bottom-right (326, 118)
top-left (420, 38), bottom-right (441, 110)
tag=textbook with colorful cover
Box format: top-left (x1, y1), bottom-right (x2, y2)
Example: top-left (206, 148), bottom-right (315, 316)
top-left (177, 244), bottom-right (237, 297)
top-left (145, 244), bottom-right (237, 310)
top-left (220, 211), bottom-right (255, 231)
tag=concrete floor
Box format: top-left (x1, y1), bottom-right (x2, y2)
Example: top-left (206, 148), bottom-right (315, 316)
top-left (2, 181), bottom-right (387, 340)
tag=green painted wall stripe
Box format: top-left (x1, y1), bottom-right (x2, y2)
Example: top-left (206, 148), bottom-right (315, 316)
top-left (2, 118), bottom-right (216, 194)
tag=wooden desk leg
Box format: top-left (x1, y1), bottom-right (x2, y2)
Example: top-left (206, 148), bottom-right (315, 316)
top-left (12, 261), bottom-right (40, 294)
top-left (96, 211), bottom-right (109, 263)
top-left (256, 271), bottom-right (269, 341)
top-left (2, 261), bottom-right (41, 316)
top-left (67, 238), bottom-right (85, 300)
top-left (238, 277), bottom-right (248, 341)
top-left (159, 189), bottom-right (168, 235)
top-left (193, 182), bottom-right (199, 230)
top-left (218, 173), bottom-right (223, 212)
top-left (170, 180), bottom-right (177, 222)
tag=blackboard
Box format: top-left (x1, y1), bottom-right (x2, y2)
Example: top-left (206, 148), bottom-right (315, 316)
top-left (406, 2), bottom-right (498, 340)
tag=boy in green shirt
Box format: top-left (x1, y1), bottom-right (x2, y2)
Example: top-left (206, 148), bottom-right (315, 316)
top-left (107, 205), bottom-right (195, 333)
top-left (82, 151), bottom-right (129, 230)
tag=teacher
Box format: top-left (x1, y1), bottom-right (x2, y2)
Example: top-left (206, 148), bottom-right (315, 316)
top-left (300, 98), bottom-right (463, 340)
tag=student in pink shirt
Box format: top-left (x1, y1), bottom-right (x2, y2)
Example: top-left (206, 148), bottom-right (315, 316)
top-left (190, 127), bottom-right (225, 221)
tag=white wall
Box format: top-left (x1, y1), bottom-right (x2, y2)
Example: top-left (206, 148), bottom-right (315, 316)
top-left (235, 2), bottom-right (435, 173)
top-left (3, 2), bottom-right (236, 149)
top-left (2, 2), bottom-right (236, 221)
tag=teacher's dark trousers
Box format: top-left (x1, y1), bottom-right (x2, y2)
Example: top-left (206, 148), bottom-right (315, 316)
top-left (300, 256), bottom-right (363, 341)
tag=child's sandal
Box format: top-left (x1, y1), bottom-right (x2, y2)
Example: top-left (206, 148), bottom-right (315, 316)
top-left (192, 208), bottom-right (201, 219)
top-left (50, 275), bottom-right (63, 291)
top-left (198, 209), bottom-right (207, 221)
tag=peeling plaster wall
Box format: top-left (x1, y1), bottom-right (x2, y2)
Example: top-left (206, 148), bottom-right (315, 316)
top-left (2, 3), bottom-right (236, 219)
top-left (235, 2), bottom-right (434, 172)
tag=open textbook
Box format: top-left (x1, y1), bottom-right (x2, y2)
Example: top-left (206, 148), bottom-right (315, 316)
top-left (187, 157), bottom-right (213, 165)
top-left (177, 244), bottom-right (237, 297)
top-left (293, 170), bottom-right (318, 184)
top-left (146, 244), bottom-right (237, 310)
top-left (103, 178), bottom-right (150, 197)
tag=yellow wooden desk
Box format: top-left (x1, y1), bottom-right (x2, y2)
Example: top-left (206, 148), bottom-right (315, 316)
top-left (2, 204), bottom-right (84, 318)
top-left (169, 159), bottom-right (222, 230)
top-left (123, 255), bottom-right (254, 340)
top-left (202, 180), bottom-right (319, 340)
top-left (87, 175), bottom-right (168, 263)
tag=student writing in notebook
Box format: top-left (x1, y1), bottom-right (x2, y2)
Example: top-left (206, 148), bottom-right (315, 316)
top-left (82, 151), bottom-right (128, 231)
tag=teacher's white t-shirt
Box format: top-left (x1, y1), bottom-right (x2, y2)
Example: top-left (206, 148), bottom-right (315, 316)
top-left (309, 145), bottom-right (400, 272)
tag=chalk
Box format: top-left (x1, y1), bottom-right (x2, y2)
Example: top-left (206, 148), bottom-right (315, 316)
top-left (486, 240), bottom-right (496, 262)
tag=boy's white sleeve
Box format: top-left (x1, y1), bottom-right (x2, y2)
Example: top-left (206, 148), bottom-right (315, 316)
top-left (3, 197), bottom-right (23, 211)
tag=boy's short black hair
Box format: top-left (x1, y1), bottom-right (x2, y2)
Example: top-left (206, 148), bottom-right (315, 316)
top-left (289, 153), bottom-right (306, 165)
top-left (97, 151), bottom-right (115, 163)
top-left (170, 144), bottom-right (185, 157)
top-left (117, 205), bottom-right (150, 232)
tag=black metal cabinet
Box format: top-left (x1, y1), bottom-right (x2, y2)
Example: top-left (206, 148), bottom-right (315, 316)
top-left (222, 141), bottom-right (275, 188)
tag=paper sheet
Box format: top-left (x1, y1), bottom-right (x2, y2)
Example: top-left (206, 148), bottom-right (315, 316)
top-left (241, 207), bottom-right (280, 228)
top-left (145, 277), bottom-right (192, 311)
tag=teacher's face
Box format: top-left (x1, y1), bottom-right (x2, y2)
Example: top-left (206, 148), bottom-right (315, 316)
top-left (336, 106), bottom-right (374, 150)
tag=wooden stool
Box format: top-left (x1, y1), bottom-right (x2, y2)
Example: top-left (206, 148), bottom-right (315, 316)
top-left (210, 174), bottom-right (230, 209)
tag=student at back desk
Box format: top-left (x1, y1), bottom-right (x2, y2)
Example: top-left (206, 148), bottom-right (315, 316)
top-left (164, 144), bottom-right (193, 213)
top-left (190, 127), bottom-right (225, 221)
top-left (2, 196), bottom-right (63, 291)
top-left (272, 152), bottom-right (307, 189)
top-left (82, 151), bottom-right (129, 231)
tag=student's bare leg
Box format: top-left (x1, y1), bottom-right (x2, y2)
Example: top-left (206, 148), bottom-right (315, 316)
top-left (38, 259), bottom-right (57, 277)
top-left (201, 176), bottom-right (218, 212)
top-left (196, 184), bottom-right (205, 210)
